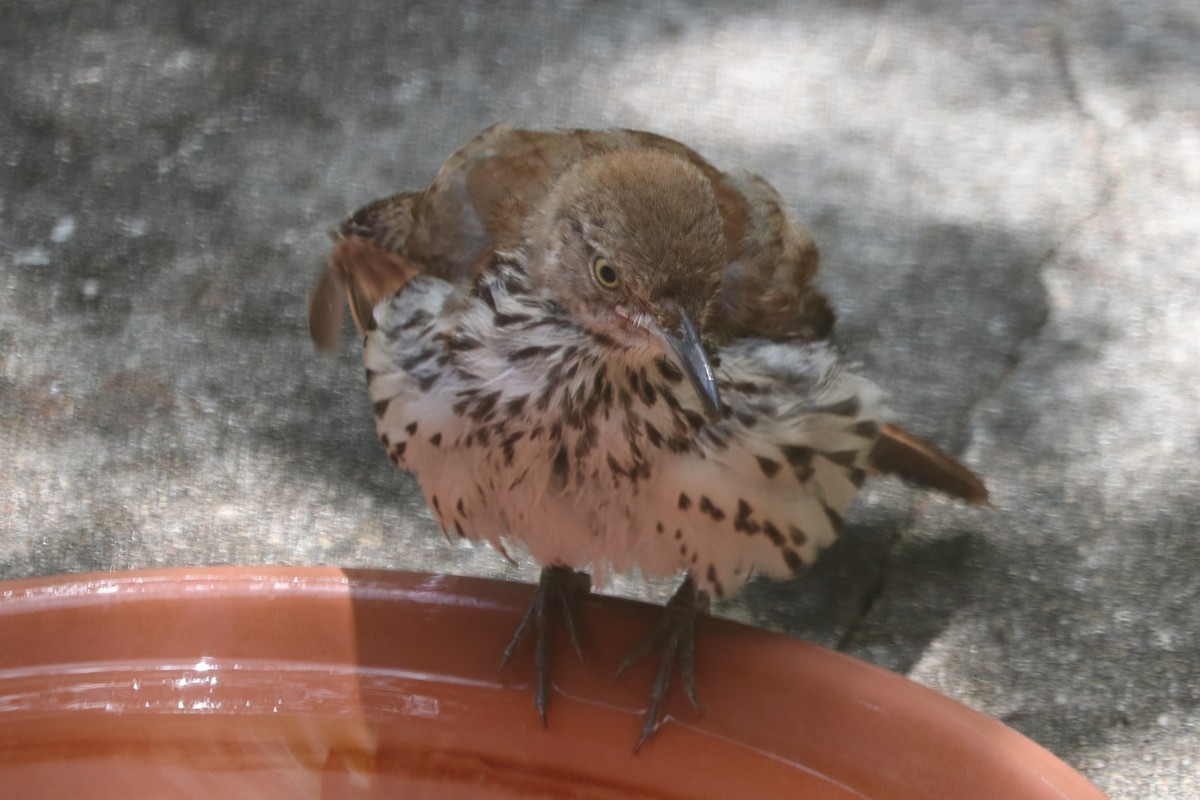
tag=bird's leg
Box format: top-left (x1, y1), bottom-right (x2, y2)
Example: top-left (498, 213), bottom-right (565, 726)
top-left (617, 574), bottom-right (711, 752)
top-left (499, 565), bottom-right (591, 726)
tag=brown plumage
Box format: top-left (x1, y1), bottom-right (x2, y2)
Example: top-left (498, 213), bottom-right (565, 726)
top-left (311, 124), bottom-right (988, 750)
top-left (310, 123), bottom-right (986, 506)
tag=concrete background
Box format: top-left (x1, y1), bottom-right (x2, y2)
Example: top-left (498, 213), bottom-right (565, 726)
top-left (2, 1), bottom-right (1197, 796)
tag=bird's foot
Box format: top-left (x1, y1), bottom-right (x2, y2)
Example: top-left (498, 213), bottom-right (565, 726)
top-left (499, 565), bottom-right (592, 726)
top-left (618, 575), bottom-right (710, 752)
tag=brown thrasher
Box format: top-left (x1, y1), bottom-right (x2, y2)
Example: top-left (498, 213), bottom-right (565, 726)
top-left (309, 124), bottom-right (987, 750)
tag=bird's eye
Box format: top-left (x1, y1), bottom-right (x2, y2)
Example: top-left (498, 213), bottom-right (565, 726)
top-left (593, 257), bottom-right (618, 288)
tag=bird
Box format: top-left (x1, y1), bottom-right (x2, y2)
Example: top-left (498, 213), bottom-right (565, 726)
top-left (309, 123), bottom-right (988, 750)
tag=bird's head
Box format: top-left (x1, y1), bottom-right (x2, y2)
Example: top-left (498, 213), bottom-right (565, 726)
top-left (525, 148), bottom-right (726, 420)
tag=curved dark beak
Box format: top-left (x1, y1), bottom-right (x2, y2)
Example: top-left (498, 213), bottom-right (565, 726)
top-left (661, 310), bottom-right (722, 423)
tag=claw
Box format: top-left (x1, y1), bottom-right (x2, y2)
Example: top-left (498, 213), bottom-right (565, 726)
top-left (618, 575), bottom-right (710, 752)
top-left (499, 566), bottom-right (591, 726)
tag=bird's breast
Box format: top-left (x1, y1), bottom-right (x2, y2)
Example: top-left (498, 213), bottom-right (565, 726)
top-left (365, 268), bottom-right (886, 597)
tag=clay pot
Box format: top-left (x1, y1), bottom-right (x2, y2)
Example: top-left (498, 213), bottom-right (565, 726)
top-left (0, 567), bottom-right (1107, 799)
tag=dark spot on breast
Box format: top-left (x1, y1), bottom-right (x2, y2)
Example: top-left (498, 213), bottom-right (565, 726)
top-left (782, 445), bottom-right (815, 480)
top-left (380, 432), bottom-right (390, 448)
top-left (429, 432), bottom-right (442, 447)
top-left (789, 525), bottom-right (807, 546)
top-left (667, 436), bottom-right (693, 455)
top-left (678, 492), bottom-right (692, 511)
top-left (506, 395), bottom-right (527, 416)
top-left (600, 380), bottom-right (614, 409)
top-left (814, 397), bottom-right (861, 417)
top-left (639, 377), bottom-right (657, 406)
top-left (645, 422), bottom-right (663, 449)
top-left (494, 311), bottom-right (531, 327)
top-left (762, 521), bottom-right (784, 546)
top-left (446, 333), bottom-right (482, 352)
top-left (825, 450), bottom-right (860, 467)
top-left (574, 423), bottom-right (597, 460)
top-left (405, 421), bottom-right (418, 435)
top-left (509, 344), bottom-right (555, 362)
top-left (656, 522), bottom-right (664, 533)
top-left (655, 358), bottom-right (683, 383)
top-left (606, 452), bottom-right (627, 478)
top-left (781, 444), bottom-right (814, 468)
top-left (698, 496), bottom-right (726, 521)
top-left (477, 282), bottom-right (497, 311)
top-left (756, 455), bottom-right (781, 478)
top-left (400, 309), bottom-right (433, 330)
top-left (372, 398), bottom-right (391, 418)
top-left (734, 499), bottom-right (760, 534)
top-left (551, 445), bottom-right (569, 489)
top-left (852, 420), bottom-right (879, 438)
top-left (470, 391), bottom-right (501, 423)
top-left (782, 549), bottom-right (803, 572)
top-left (706, 565), bottom-right (725, 599)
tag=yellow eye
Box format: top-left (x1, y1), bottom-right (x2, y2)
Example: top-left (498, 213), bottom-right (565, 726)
top-left (593, 257), bottom-right (618, 288)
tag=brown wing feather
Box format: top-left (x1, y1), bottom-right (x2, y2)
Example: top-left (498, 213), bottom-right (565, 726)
top-left (309, 125), bottom-right (835, 350)
top-left (308, 192), bottom-right (421, 352)
top-left (868, 423), bottom-right (989, 505)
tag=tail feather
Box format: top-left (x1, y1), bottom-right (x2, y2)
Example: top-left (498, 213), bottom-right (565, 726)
top-left (868, 423), bottom-right (989, 505)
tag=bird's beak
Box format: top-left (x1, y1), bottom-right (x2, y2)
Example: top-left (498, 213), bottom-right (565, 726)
top-left (660, 309), bottom-right (722, 424)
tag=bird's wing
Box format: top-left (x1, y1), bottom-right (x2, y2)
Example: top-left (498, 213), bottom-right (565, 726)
top-left (710, 170), bottom-right (834, 342)
top-left (310, 125), bottom-right (835, 349)
top-left (308, 192), bottom-right (421, 352)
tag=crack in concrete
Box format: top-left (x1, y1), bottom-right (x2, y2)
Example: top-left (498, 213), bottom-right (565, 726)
top-left (1050, 27), bottom-right (1119, 213)
top-left (836, 28), bottom-right (1121, 653)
